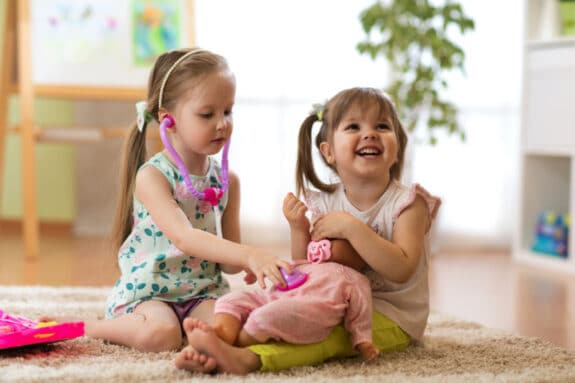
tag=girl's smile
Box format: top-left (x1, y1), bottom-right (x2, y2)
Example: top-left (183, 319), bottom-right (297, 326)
top-left (355, 145), bottom-right (383, 158)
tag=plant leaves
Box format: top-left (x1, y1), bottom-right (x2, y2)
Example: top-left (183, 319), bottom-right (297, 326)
top-left (357, 0), bottom-right (475, 142)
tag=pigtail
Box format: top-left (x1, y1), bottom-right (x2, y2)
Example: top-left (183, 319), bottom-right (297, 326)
top-left (390, 114), bottom-right (408, 181)
top-left (111, 121), bottom-right (148, 253)
top-left (110, 51), bottom-right (165, 253)
top-left (295, 114), bottom-right (335, 197)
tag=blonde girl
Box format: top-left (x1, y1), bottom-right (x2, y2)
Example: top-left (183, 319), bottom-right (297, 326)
top-left (44, 48), bottom-right (291, 353)
top-left (177, 87), bottom-right (441, 374)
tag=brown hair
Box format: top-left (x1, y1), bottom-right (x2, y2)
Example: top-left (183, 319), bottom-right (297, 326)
top-left (111, 48), bottom-right (230, 252)
top-left (295, 87), bottom-right (408, 197)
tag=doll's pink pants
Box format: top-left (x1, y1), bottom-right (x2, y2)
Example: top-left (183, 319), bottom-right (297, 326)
top-left (214, 262), bottom-right (372, 347)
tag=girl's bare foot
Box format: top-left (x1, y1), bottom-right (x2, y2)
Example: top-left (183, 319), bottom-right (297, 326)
top-left (178, 317), bottom-right (261, 374)
top-left (187, 327), bottom-right (261, 375)
top-left (174, 345), bottom-right (217, 373)
top-left (182, 317), bottom-right (212, 337)
top-left (175, 317), bottom-right (218, 373)
top-left (182, 317), bottom-right (213, 347)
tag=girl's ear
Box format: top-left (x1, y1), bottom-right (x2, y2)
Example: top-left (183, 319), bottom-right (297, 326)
top-left (319, 141), bottom-right (335, 165)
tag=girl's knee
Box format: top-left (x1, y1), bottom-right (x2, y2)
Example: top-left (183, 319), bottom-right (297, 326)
top-left (135, 322), bottom-right (182, 352)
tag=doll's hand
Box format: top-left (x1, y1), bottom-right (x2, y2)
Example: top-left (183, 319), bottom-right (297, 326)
top-left (283, 193), bottom-right (310, 232)
top-left (311, 211), bottom-right (357, 241)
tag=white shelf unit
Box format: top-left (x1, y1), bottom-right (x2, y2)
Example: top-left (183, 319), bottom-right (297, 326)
top-left (514, 0), bottom-right (575, 272)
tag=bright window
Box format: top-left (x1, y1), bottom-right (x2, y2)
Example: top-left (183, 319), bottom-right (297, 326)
top-left (195, 0), bottom-right (523, 248)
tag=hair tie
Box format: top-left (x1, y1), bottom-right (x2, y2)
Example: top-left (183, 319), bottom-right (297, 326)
top-left (135, 101), bottom-right (153, 132)
top-left (311, 102), bottom-right (325, 122)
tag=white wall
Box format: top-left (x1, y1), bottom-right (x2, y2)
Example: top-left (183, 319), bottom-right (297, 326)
top-left (195, 0), bottom-right (384, 243)
top-left (194, 0), bottom-right (524, 248)
top-left (411, 1), bottom-right (523, 249)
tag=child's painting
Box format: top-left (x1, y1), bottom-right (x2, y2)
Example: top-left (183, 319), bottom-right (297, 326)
top-left (132, 0), bottom-right (182, 66)
top-left (32, 1), bottom-right (121, 66)
top-left (28, 0), bottom-right (192, 90)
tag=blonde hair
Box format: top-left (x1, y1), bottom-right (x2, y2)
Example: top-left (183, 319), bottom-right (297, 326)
top-left (111, 48), bottom-right (230, 252)
top-left (295, 87), bottom-right (408, 197)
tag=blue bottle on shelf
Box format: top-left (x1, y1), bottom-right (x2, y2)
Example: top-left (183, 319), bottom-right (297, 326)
top-left (531, 210), bottom-right (570, 258)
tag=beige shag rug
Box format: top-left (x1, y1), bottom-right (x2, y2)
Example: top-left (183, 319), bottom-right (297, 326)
top-left (0, 286), bottom-right (574, 383)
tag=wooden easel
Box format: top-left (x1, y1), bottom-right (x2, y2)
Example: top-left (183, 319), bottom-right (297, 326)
top-left (0, 0), bottom-right (195, 258)
top-left (0, 0), bottom-right (40, 258)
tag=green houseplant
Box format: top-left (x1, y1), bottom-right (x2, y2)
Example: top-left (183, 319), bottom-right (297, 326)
top-left (357, 0), bottom-right (475, 144)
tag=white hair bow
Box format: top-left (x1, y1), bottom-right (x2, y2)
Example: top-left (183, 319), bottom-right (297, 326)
top-left (135, 101), bottom-right (149, 132)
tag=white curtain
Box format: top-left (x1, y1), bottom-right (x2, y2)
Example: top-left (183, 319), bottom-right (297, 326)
top-left (195, 0), bottom-right (523, 248)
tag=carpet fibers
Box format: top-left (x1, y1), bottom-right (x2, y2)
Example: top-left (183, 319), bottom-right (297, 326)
top-left (0, 286), bottom-right (573, 383)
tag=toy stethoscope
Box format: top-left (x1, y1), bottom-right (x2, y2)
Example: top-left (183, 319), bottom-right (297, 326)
top-left (157, 49), bottom-right (230, 239)
top-left (158, 114), bottom-right (230, 238)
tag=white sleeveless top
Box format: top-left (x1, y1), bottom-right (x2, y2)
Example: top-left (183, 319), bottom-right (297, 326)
top-left (305, 180), bottom-right (441, 341)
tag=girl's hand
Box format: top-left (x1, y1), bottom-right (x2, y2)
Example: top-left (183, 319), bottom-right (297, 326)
top-left (311, 211), bottom-right (358, 241)
top-left (282, 193), bottom-right (310, 232)
top-left (246, 251), bottom-right (292, 289)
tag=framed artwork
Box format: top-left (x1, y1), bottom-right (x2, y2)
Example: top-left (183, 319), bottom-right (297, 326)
top-left (27, 0), bottom-right (195, 98)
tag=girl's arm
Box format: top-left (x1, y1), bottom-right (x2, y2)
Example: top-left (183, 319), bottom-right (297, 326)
top-left (135, 166), bottom-right (290, 288)
top-left (329, 240), bottom-right (367, 272)
top-left (282, 193), bottom-right (310, 261)
top-left (311, 195), bottom-right (430, 283)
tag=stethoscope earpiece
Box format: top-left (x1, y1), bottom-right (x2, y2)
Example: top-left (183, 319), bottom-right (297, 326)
top-left (162, 115), bottom-right (175, 128)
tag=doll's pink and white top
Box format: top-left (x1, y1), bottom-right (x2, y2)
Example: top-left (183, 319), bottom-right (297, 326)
top-left (305, 180), bottom-right (441, 342)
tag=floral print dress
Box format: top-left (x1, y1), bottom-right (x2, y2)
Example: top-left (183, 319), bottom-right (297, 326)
top-left (106, 153), bottom-right (230, 319)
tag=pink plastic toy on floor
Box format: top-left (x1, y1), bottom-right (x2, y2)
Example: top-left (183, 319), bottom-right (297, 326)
top-left (0, 309), bottom-right (84, 350)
